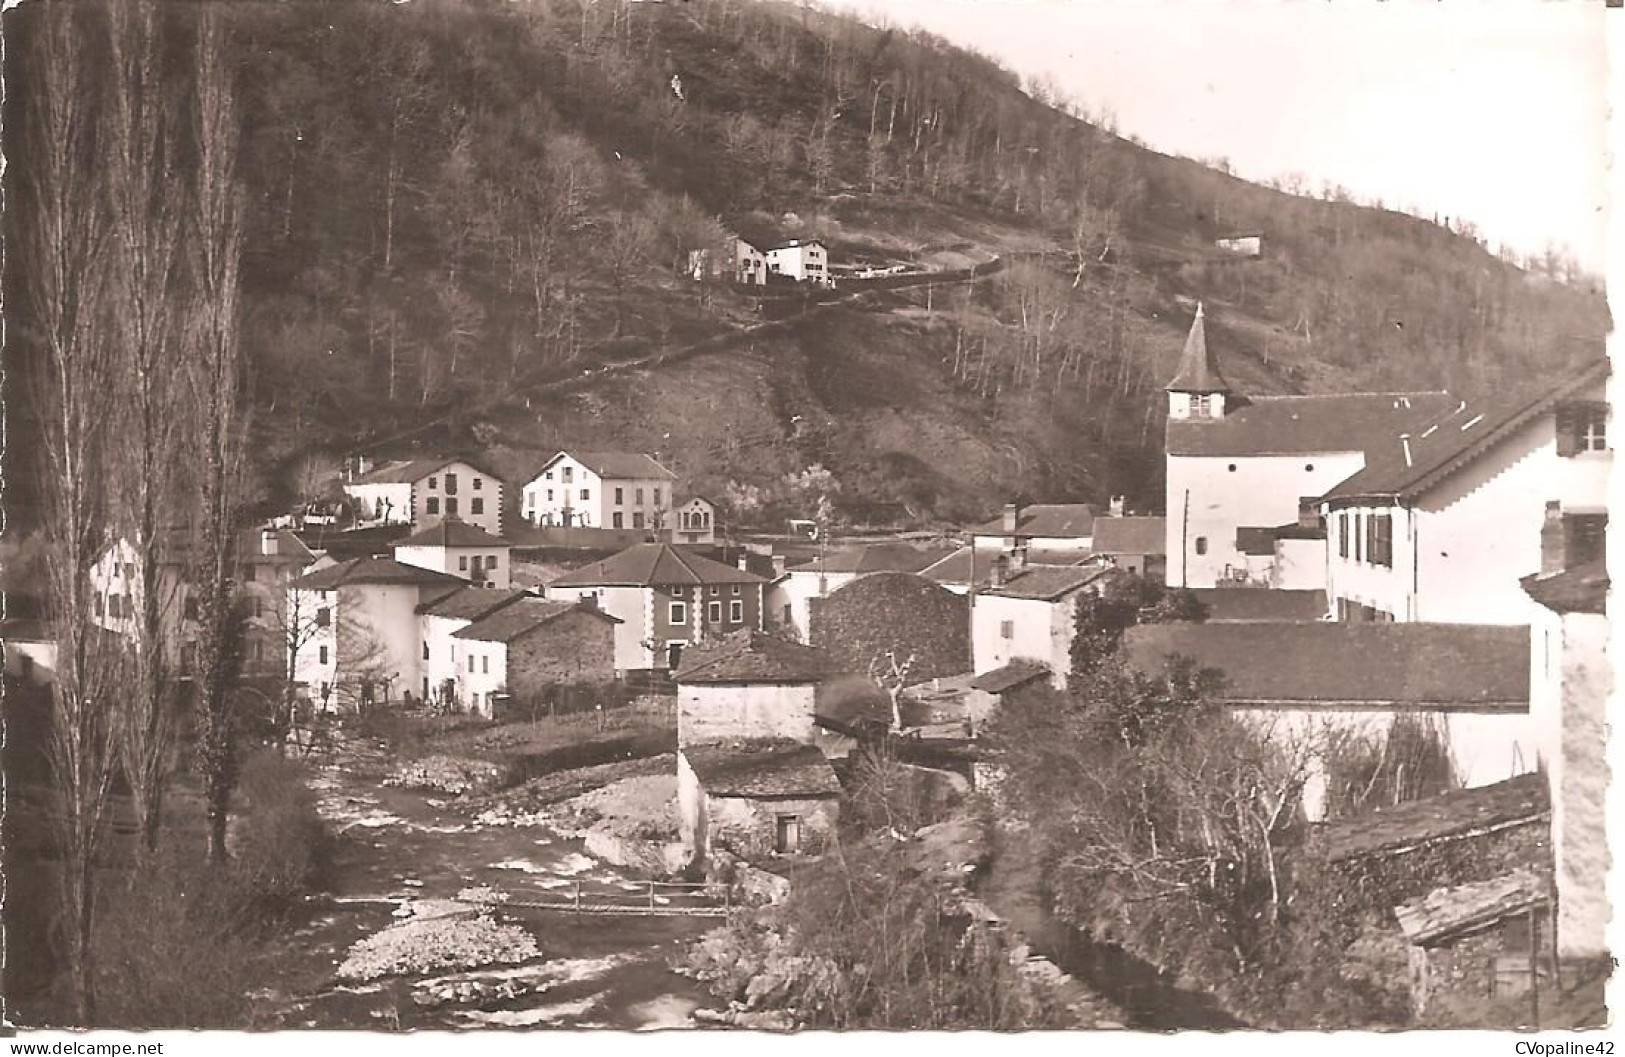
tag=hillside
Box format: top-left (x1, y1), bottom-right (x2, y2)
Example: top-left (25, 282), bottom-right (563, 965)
top-left (2, 0), bottom-right (1608, 529)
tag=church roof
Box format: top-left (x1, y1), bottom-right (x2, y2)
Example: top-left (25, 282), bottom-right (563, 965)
top-left (1164, 304), bottom-right (1230, 394)
top-left (1165, 391), bottom-right (1456, 457)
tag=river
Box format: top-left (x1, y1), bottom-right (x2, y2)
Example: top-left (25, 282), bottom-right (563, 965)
top-left (263, 734), bottom-right (716, 1029)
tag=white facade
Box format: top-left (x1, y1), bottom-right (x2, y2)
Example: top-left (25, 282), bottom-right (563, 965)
top-left (971, 593), bottom-right (1078, 690)
top-left (677, 682), bottom-right (820, 745)
top-left (344, 460), bottom-right (505, 536)
top-left (521, 455), bottom-right (672, 529)
top-left (451, 638), bottom-right (507, 716)
top-left (768, 569), bottom-right (859, 641)
top-left (290, 583), bottom-right (431, 710)
top-left (551, 584), bottom-right (656, 670)
top-left (395, 544), bottom-right (511, 588)
top-left (671, 497), bottom-right (717, 546)
top-left (1324, 410), bottom-right (1610, 624)
top-left (735, 238), bottom-right (831, 286)
top-left (1167, 451), bottom-right (1362, 589)
top-left (422, 612), bottom-right (472, 705)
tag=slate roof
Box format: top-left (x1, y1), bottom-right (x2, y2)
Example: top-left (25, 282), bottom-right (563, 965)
top-left (1318, 773), bottom-right (1549, 864)
top-left (970, 504), bottom-right (1097, 539)
top-left (453, 599), bottom-right (619, 643)
top-left (1165, 304), bottom-right (1230, 393)
top-left (237, 528), bottom-right (317, 566)
top-left (1166, 392), bottom-right (1457, 458)
top-left (1521, 561), bottom-right (1608, 616)
top-left (1187, 588), bottom-right (1326, 622)
top-left (969, 661), bottom-right (1050, 694)
top-left (1234, 526), bottom-right (1277, 557)
top-left (294, 523), bottom-right (411, 560)
top-left (919, 546), bottom-right (987, 588)
top-left (986, 565), bottom-right (1112, 601)
top-left (789, 542), bottom-right (950, 575)
top-left (539, 450), bottom-right (677, 481)
top-left (675, 631), bottom-right (831, 684)
top-left (682, 740), bottom-right (842, 798)
top-left (398, 518), bottom-right (510, 549)
top-left (288, 556), bottom-right (467, 590)
top-left (1323, 358), bottom-right (1609, 503)
top-left (1122, 622), bottom-right (1530, 708)
top-left (1393, 869), bottom-right (1549, 948)
top-left (731, 215), bottom-right (826, 253)
top-left (548, 543), bottom-right (766, 588)
top-left (417, 586), bottom-right (532, 621)
top-left (350, 457), bottom-right (476, 486)
top-left (1092, 516), bottom-right (1166, 556)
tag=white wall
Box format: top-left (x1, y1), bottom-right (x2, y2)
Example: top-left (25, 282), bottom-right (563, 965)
top-left (554, 584), bottom-right (652, 670)
top-left (422, 613), bottom-right (471, 704)
top-left (394, 544), bottom-right (510, 588)
top-left (769, 569), bottom-right (857, 640)
top-left (1167, 451), bottom-right (1364, 588)
top-left (453, 637), bottom-right (508, 716)
top-left (1545, 610), bottom-right (1610, 959)
top-left (413, 462), bottom-right (503, 536)
top-left (971, 533), bottom-right (1093, 553)
top-left (972, 593), bottom-right (1075, 689)
top-left (345, 481), bottom-right (413, 524)
top-left (678, 682), bottom-right (819, 745)
top-left (522, 454), bottom-right (670, 529)
top-left (4, 639), bottom-right (57, 684)
top-left (1273, 537), bottom-right (1327, 591)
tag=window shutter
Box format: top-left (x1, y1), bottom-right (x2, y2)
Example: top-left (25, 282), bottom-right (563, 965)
top-left (1555, 404), bottom-right (1580, 457)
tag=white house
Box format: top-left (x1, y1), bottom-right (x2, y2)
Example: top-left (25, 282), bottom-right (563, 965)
top-left (1, 620), bottom-right (57, 685)
top-left (521, 451), bottom-right (677, 530)
top-left (343, 458), bottom-right (505, 536)
top-left (448, 599), bottom-right (620, 717)
top-left (1317, 358), bottom-right (1609, 625)
top-left (393, 518), bottom-right (513, 589)
top-left (546, 543), bottom-right (767, 672)
top-left (1522, 561), bottom-right (1609, 962)
top-left (970, 503), bottom-right (1096, 556)
top-left (971, 564), bottom-right (1115, 690)
top-left (670, 496), bottom-right (718, 547)
top-left (1164, 303), bottom-right (1457, 590)
top-left (418, 586), bottom-right (532, 706)
top-left (286, 556), bottom-right (464, 711)
top-left (767, 542), bottom-right (946, 640)
top-left (734, 236), bottom-right (832, 287)
top-left (1214, 233), bottom-right (1264, 259)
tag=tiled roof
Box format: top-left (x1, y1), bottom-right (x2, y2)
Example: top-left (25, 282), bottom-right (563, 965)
top-left (237, 528), bottom-right (317, 566)
top-left (675, 631), bottom-right (831, 684)
top-left (682, 741), bottom-right (842, 798)
top-left (1521, 561), bottom-right (1608, 616)
top-left (1092, 517), bottom-right (1166, 556)
top-left (789, 542), bottom-right (950, 575)
top-left (350, 457), bottom-right (467, 486)
top-left (1393, 869), bottom-right (1549, 948)
top-left (970, 504), bottom-right (1097, 539)
top-left (1318, 773), bottom-right (1549, 864)
top-left (919, 546), bottom-right (987, 588)
top-left (986, 564), bottom-right (1112, 601)
top-left (548, 543), bottom-right (766, 588)
top-left (1166, 392), bottom-right (1456, 458)
top-left (1164, 304), bottom-right (1230, 393)
top-left (452, 598), bottom-right (618, 643)
top-left (288, 556), bottom-right (467, 590)
top-left (539, 450), bottom-right (676, 481)
top-left (1122, 621), bottom-right (1530, 707)
top-left (969, 661), bottom-right (1050, 694)
top-left (417, 586), bottom-right (532, 620)
top-left (293, 523), bottom-right (411, 560)
top-left (398, 518), bottom-right (510, 549)
top-left (1187, 588), bottom-right (1326, 622)
top-left (1323, 358), bottom-right (1609, 503)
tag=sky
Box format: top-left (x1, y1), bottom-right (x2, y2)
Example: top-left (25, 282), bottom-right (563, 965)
top-left (814, 0), bottom-right (1610, 274)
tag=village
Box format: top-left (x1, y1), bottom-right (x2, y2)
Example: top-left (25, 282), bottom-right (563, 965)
top-left (5, 282), bottom-right (1610, 1029)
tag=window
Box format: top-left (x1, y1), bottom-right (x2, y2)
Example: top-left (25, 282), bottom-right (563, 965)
top-left (1565, 514), bottom-right (1608, 567)
top-left (635, 487), bottom-right (644, 504)
top-left (423, 641), bottom-right (430, 660)
top-left (1194, 537), bottom-right (1208, 556)
top-left (488, 554), bottom-right (498, 567)
top-left (669, 601), bottom-right (687, 625)
top-left (615, 487), bottom-right (625, 505)
top-left (428, 476), bottom-right (438, 490)
top-left (183, 596), bottom-right (199, 621)
top-left (1557, 401), bottom-right (1609, 456)
top-left (473, 477), bottom-right (483, 490)
top-left (1339, 512), bottom-right (1350, 559)
top-left (613, 512), bottom-right (624, 528)
top-left (252, 640), bottom-right (265, 663)
top-left (580, 488), bottom-right (590, 501)
top-left (243, 565), bottom-right (257, 583)
top-left (482, 656), bottom-right (489, 675)
top-left (427, 497), bottom-right (440, 515)
top-left (1354, 513), bottom-right (1365, 563)
top-left (1305, 464), bottom-right (1315, 472)
top-left (1370, 513), bottom-right (1393, 568)
top-left (729, 600), bottom-right (744, 623)
top-left (252, 596), bottom-right (265, 619)
top-left (732, 584), bottom-right (742, 595)
top-left (545, 471), bottom-right (554, 481)
top-left (562, 466), bottom-right (574, 482)
top-left (447, 497), bottom-right (459, 516)
top-left (318, 645), bottom-right (329, 665)
top-left (1192, 394), bottom-right (1213, 419)
top-left (445, 473), bottom-right (459, 494)
top-left (709, 585), bottom-right (720, 595)
top-left (123, 562), bottom-right (135, 581)
top-left (94, 594), bottom-right (104, 617)
top-left (468, 655), bottom-right (476, 672)
top-left (471, 498), bottom-right (484, 515)
top-left (547, 489), bottom-right (554, 502)
top-left (459, 555), bottom-right (469, 571)
top-left (1227, 464), bottom-right (1237, 472)
top-left (316, 607), bottom-right (331, 627)
top-left (774, 815), bottom-right (801, 854)
top-left (633, 513), bottom-right (645, 529)
top-left (653, 487), bottom-right (662, 505)
top-left (1000, 619), bottom-right (1014, 640)
top-left (708, 601), bottom-right (722, 623)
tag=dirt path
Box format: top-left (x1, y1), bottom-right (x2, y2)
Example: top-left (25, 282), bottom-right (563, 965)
top-left (265, 734), bottom-right (715, 1030)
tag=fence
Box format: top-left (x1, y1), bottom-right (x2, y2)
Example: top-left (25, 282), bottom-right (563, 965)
top-left (492, 879), bottom-right (727, 918)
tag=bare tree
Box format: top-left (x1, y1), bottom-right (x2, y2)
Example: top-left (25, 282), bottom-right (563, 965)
top-left (868, 649), bottom-right (917, 732)
top-left (184, 6), bottom-right (250, 866)
top-left (21, 1), bottom-right (124, 1021)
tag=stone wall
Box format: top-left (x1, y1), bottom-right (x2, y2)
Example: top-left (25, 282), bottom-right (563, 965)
top-left (505, 610), bottom-right (617, 696)
top-left (706, 793), bottom-right (838, 862)
top-left (809, 572), bottom-right (970, 681)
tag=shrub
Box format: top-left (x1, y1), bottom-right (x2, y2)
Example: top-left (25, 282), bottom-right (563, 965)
top-left (232, 750), bottom-right (331, 909)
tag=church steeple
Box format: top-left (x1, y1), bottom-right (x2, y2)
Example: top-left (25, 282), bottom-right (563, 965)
top-left (1165, 303), bottom-right (1231, 420)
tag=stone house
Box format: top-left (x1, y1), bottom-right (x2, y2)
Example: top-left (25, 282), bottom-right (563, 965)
top-left (417, 585), bottom-right (532, 706)
top-left (807, 570), bottom-right (970, 683)
top-left (674, 631), bottom-right (831, 747)
top-left (449, 598), bottom-right (620, 717)
top-left (768, 542), bottom-right (949, 640)
top-left (1394, 869), bottom-right (1552, 1018)
top-left (678, 740), bottom-right (841, 863)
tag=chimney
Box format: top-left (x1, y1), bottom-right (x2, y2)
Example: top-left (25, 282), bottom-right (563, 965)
top-left (736, 553), bottom-right (750, 572)
top-left (1002, 502), bottom-right (1019, 535)
top-left (261, 529), bottom-right (278, 557)
top-left (771, 555), bottom-right (788, 577)
top-left (1109, 495), bottom-right (1126, 518)
top-left (1540, 501), bottom-right (1566, 576)
top-left (1399, 433), bottom-right (1413, 469)
top-left (1013, 543), bottom-right (1030, 571)
top-left (989, 554), bottom-right (1010, 588)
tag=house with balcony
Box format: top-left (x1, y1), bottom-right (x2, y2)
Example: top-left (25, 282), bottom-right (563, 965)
top-left (669, 495), bottom-right (718, 547)
top-left (520, 450), bottom-right (677, 530)
top-left (393, 517), bottom-right (513, 589)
